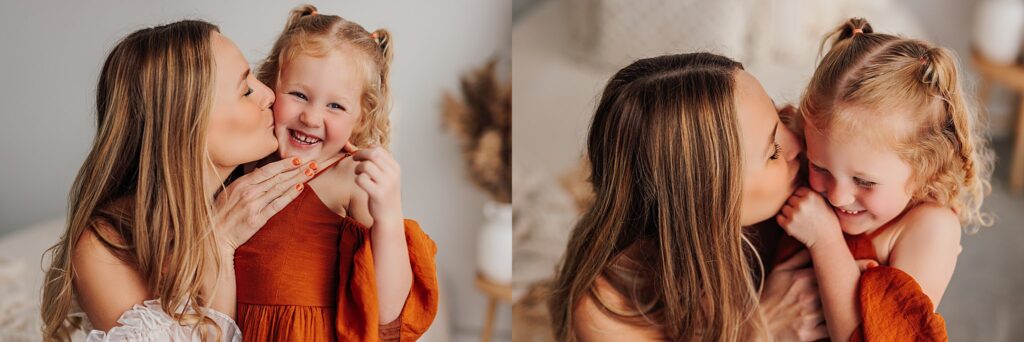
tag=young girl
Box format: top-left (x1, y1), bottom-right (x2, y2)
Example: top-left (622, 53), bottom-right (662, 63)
top-left (232, 5), bottom-right (438, 341)
top-left (776, 18), bottom-right (992, 341)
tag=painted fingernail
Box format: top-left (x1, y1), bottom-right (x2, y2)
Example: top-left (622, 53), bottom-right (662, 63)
top-left (305, 168), bottom-right (315, 177)
top-left (309, 161), bottom-right (318, 170)
top-left (295, 183), bottom-right (304, 191)
top-left (292, 157), bottom-right (301, 166)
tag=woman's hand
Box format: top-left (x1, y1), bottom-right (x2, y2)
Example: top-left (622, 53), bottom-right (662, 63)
top-left (212, 157), bottom-right (316, 253)
top-left (776, 187), bottom-right (842, 248)
top-left (759, 249), bottom-right (880, 341)
top-left (347, 142), bottom-right (404, 228)
top-left (204, 157), bottom-right (316, 318)
top-left (759, 250), bottom-right (827, 341)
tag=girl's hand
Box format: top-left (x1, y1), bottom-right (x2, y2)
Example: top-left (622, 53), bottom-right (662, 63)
top-left (213, 157), bottom-right (316, 254)
top-left (346, 142), bottom-right (404, 229)
top-left (776, 187), bottom-right (842, 248)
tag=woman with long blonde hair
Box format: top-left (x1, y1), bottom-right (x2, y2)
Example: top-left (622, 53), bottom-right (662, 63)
top-left (549, 52), bottom-right (833, 341)
top-left (40, 20), bottom-right (317, 340)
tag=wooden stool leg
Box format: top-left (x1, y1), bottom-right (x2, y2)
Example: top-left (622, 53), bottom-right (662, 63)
top-left (481, 297), bottom-right (497, 342)
top-left (1012, 95), bottom-right (1024, 193)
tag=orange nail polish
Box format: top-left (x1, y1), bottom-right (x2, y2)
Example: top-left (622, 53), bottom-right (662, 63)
top-left (292, 157), bottom-right (301, 166)
top-left (295, 183), bottom-right (304, 191)
top-left (305, 168), bottom-right (315, 177)
top-left (309, 161), bottom-right (318, 170)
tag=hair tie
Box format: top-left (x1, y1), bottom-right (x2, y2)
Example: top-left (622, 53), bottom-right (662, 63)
top-left (371, 32), bottom-right (379, 40)
top-left (309, 10), bottom-right (318, 16)
top-left (852, 28), bottom-right (864, 35)
top-left (920, 56), bottom-right (927, 65)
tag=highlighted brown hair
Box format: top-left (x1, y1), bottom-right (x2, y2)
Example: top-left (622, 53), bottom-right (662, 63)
top-left (549, 52), bottom-right (766, 341)
top-left (41, 20), bottom-right (223, 341)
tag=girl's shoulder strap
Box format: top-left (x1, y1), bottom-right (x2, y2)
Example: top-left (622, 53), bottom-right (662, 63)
top-left (308, 153), bottom-right (353, 182)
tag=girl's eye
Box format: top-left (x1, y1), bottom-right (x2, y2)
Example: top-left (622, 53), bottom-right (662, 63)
top-left (769, 142), bottom-right (782, 161)
top-left (243, 86), bottom-right (254, 97)
top-left (854, 178), bottom-right (877, 188)
top-left (810, 164), bottom-right (829, 174)
top-left (328, 103), bottom-right (346, 111)
top-left (289, 91), bottom-right (308, 101)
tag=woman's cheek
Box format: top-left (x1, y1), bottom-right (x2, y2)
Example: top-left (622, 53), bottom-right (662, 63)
top-left (808, 170), bottom-right (827, 194)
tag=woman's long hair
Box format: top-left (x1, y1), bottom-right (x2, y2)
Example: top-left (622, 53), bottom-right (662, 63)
top-left (41, 20), bottom-right (223, 341)
top-left (549, 52), bottom-right (764, 341)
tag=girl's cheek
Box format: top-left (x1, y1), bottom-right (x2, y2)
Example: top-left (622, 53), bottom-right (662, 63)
top-left (324, 117), bottom-right (355, 145)
top-left (273, 99), bottom-right (299, 123)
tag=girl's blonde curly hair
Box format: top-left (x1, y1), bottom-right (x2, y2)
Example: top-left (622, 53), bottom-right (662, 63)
top-left (258, 4), bottom-right (393, 148)
top-left (801, 18), bottom-right (994, 231)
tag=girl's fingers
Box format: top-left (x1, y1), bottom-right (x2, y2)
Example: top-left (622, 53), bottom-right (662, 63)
top-left (855, 259), bottom-right (879, 271)
top-left (342, 141), bottom-right (360, 154)
top-left (354, 160), bottom-right (385, 183)
top-left (355, 173), bottom-right (378, 196)
top-left (787, 194), bottom-right (803, 207)
top-left (794, 187), bottom-right (811, 197)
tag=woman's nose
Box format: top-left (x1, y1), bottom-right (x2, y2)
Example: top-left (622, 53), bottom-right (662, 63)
top-left (780, 125), bottom-right (803, 161)
top-left (257, 81), bottom-right (275, 110)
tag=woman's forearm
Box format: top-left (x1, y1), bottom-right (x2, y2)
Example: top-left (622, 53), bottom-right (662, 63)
top-left (371, 218), bottom-right (413, 323)
top-left (204, 247), bottom-right (239, 319)
top-left (809, 235), bottom-right (862, 341)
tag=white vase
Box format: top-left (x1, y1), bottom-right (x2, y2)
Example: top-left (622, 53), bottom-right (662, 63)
top-left (476, 201), bottom-right (512, 284)
top-left (974, 0), bottom-right (1024, 64)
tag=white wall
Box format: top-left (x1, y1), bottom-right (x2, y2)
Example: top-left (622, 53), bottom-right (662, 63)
top-left (0, 0), bottom-right (511, 339)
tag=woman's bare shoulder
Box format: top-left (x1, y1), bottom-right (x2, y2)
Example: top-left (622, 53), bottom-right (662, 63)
top-left (572, 275), bottom-right (666, 341)
top-left (72, 218), bottom-right (150, 331)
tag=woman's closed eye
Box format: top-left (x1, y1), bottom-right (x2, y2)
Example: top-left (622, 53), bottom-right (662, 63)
top-left (769, 142), bottom-right (782, 161)
top-left (243, 86), bottom-right (254, 97)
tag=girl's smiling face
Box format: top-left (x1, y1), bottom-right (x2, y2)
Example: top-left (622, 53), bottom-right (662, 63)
top-left (804, 112), bottom-right (916, 235)
top-left (273, 49), bottom-right (365, 162)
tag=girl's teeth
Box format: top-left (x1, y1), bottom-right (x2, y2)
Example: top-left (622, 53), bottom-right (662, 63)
top-left (839, 208), bottom-right (863, 215)
top-left (290, 130), bottom-right (322, 144)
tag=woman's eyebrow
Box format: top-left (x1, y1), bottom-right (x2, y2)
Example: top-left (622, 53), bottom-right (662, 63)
top-left (238, 68), bottom-right (250, 90)
top-left (764, 121), bottom-right (779, 157)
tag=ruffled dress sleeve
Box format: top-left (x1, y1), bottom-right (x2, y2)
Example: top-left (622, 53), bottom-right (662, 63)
top-left (81, 299), bottom-right (241, 342)
top-left (849, 266), bottom-right (947, 341)
top-left (336, 219), bottom-right (439, 341)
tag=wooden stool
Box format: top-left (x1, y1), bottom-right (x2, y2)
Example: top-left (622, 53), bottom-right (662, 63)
top-left (972, 49), bottom-right (1024, 193)
top-left (475, 273), bottom-right (512, 342)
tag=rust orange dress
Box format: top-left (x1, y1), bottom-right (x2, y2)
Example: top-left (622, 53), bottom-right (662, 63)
top-left (773, 225), bottom-right (947, 341)
top-left (234, 156), bottom-right (439, 341)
